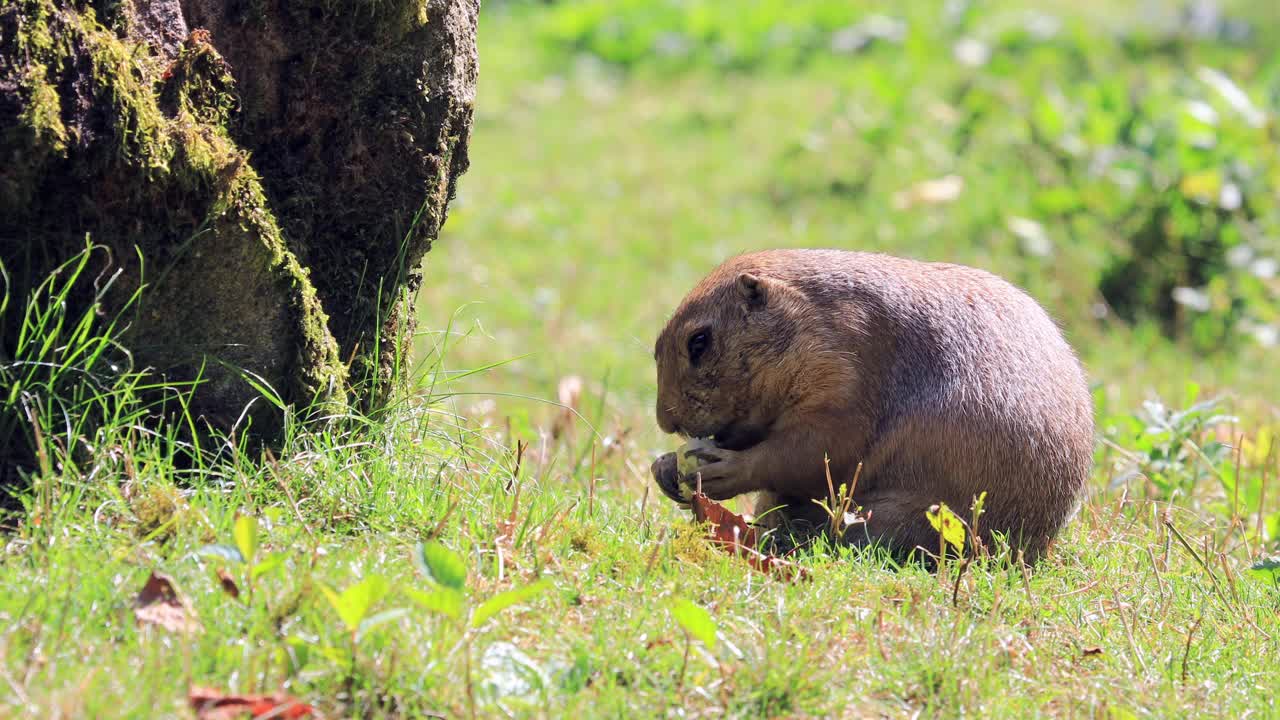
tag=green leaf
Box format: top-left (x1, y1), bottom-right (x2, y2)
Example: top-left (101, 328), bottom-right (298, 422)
top-left (320, 586), bottom-right (347, 628)
top-left (1032, 94), bottom-right (1065, 138)
top-left (406, 586), bottom-right (465, 620)
top-left (1179, 169), bottom-right (1222, 205)
top-left (926, 503), bottom-right (966, 553)
top-left (671, 599), bottom-right (716, 649)
top-left (196, 543), bottom-right (245, 564)
top-left (251, 554), bottom-right (284, 580)
top-left (416, 542), bottom-right (467, 590)
top-left (970, 491), bottom-right (988, 518)
top-left (231, 366), bottom-right (287, 411)
top-left (283, 635), bottom-right (311, 673)
top-left (321, 575), bottom-right (391, 632)
top-left (233, 515), bottom-right (259, 566)
top-left (472, 580), bottom-right (552, 628)
top-left (1249, 556), bottom-right (1280, 584)
top-left (356, 608), bottom-right (411, 641)
top-left (316, 643), bottom-right (349, 665)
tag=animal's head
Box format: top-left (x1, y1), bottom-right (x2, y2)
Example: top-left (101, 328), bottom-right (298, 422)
top-left (653, 266), bottom-right (803, 451)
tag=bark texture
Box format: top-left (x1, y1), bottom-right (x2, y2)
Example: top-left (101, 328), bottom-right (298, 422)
top-left (0, 0), bottom-right (479, 438)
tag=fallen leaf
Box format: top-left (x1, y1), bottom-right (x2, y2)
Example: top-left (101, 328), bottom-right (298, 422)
top-left (216, 568), bottom-right (241, 599)
top-left (134, 571), bottom-right (202, 634)
top-left (1082, 646), bottom-right (1104, 656)
top-left (189, 686), bottom-right (317, 719)
top-left (690, 493), bottom-right (810, 581)
top-left (692, 492), bottom-right (758, 547)
top-left (670, 598), bottom-right (717, 648)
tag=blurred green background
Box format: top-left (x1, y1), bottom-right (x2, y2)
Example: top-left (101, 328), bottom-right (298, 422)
top-left (417, 0), bottom-right (1280, 449)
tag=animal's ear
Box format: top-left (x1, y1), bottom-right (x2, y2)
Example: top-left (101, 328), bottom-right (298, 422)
top-left (736, 273), bottom-right (769, 308)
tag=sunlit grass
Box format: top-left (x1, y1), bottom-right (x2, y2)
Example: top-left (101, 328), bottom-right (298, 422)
top-left (4, 2), bottom-right (1280, 717)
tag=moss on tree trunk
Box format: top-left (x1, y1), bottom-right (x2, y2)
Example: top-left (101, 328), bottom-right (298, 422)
top-left (0, 0), bottom-right (479, 440)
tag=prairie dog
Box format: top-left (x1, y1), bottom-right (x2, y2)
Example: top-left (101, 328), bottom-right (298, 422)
top-left (651, 249), bottom-right (1093, 561)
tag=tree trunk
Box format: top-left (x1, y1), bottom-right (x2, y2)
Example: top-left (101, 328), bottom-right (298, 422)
top-left (0, 0), bottom-right (479, 438)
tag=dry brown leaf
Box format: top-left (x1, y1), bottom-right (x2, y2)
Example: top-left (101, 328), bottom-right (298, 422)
top-left (1082, 646), bottom-right (1104, 657)
top-left (134, 571), bottom-right (202, 634)
top-left (692, 492), bottom-right (758, 547)
top-left (495, 463), bottom-right (523, 574)
top-left (189, 686), bottom-right (317, 719)
top-left (496, 517), bottom-right (516, 556)
top-left (690, 493), bottom-right (810, 582)
top-left (216, 568), bottom-right (241, 600)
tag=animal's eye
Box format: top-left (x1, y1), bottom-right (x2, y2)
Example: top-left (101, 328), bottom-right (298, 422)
top-left (687, 329), bottom-right (711, 365)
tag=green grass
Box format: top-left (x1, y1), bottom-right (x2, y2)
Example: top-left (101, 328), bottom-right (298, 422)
top-left (5, 1), bottom-right (1280, 717)
top-left (4, 378), bottom-right (1279, 717)
top-left (432, 0), bottom-right (1280, 423)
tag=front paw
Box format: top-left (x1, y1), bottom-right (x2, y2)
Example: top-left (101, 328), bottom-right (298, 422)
top-left (683, 447), bottom-right (752, 500)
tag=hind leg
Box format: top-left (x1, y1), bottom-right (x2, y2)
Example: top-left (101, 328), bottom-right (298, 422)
top-left (751, 492), bottom-right (829, 554)
top-left (843, 489), bottom-right (950, 562)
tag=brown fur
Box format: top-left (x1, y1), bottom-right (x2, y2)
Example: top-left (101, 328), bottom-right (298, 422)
top-left (653, 249), bottom-right (1094, 562)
